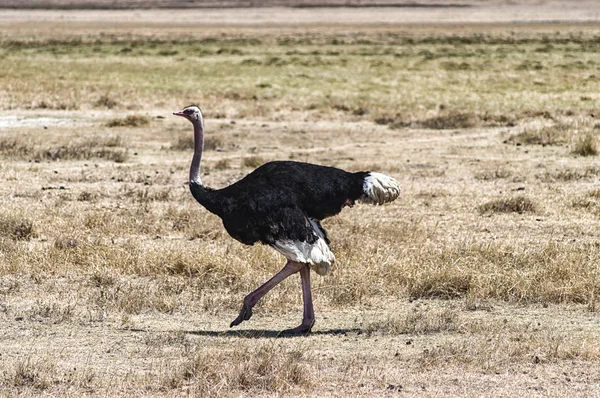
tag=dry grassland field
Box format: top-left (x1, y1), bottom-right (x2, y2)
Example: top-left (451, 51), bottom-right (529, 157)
top-left (1, 3), bottom-right (600, 397)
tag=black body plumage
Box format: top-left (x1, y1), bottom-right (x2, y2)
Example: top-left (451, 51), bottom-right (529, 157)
top-left (190, 160), bottom-right (368, 247)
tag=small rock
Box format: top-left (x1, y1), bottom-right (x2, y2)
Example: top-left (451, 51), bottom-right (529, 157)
top-left (387, 384), bottom-right (403, 392)
top-left (528, 386), bottom-right (545, 391)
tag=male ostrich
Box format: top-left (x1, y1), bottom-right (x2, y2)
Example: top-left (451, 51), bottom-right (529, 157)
top-left (174, 105), bottom-right (400, 334)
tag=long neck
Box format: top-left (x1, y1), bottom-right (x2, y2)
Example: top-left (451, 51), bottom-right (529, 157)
top-left (188, 115), bottom-right (222, 216)
top-left (189, 117), bottom-right (204, 184)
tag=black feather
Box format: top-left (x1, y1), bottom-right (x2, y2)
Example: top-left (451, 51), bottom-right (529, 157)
top-left (190, 161), bottom-right (368, 246)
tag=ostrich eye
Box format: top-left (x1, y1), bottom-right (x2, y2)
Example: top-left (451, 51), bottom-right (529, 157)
top-left (184, 109), bottom-right (192, 114)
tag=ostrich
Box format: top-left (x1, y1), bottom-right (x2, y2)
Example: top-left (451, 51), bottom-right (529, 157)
top-left (174, 105), bottom-right (401, 334)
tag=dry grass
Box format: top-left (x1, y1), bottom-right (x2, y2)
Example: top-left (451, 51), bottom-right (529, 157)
top-left (474, 167), bottom-right (512, 181)
top-left (0, 138), bottom-right (32, 158)
top-left (25, 300), bottom-right (75, 323)
top-left (417, 111), bottom-right (480, 130)
top-left (170, 135), bottom-right (195, 151)
top-left (0, 135), bottom-right (128, 162)
top-left (368, 307), bottom-right (459, 335)
top-left (9, 357), bottom-right (96, 393)
top-left (41, 141), bottom-right (128, 162)
top-left (418, 331), bottom-right (600, 371)
top-left (243, 155), bottom-right (266, 168)
top-left (170, 135), bottom-right (224, 151)
top-left (93, 94), bottom-right (118, 109)
top-left (0, 214), bottom-right (35, 241)
top-left (572, 133), bottom-right (598, 156)
top-left (507, 120), bottom-right (599, 156)
top-left (537, 166), bottom-right (600, 182)
top-left (163, 344), bottom-right (312, 395)
top-left (214, 158), bottom-right (231, 170)
top-left (106, 114), bottom-right (150, 128)
top-left (508, 123), bottom-right (571, 146)
top-left (2, 10), bottom-right (600, 398)
top-left (11, 358), bottom-right (57, 391)
top-left (477, 196), bottom-right (538, 214)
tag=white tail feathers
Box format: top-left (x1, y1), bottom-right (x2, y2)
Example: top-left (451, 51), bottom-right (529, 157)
top-left (271, 218), bottom-right (335, 276)
top-left (272, 238), bottom-right (335, 276)
top-left (360, 172), bottom-right (401, 205)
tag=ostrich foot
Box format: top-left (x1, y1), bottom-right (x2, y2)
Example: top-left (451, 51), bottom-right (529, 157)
top-left (229, 261), bottom-right (304, 329)
top-left (280, 319), bottom-right (315, 336)
top-left (230, 303), bottom-right (253, 327)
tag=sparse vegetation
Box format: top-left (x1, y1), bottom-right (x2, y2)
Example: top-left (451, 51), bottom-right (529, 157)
top-left (418, 332), bottom-right (600, 370)
top-left (204, 136), bottom-right (224, 151)
top-left (214, 158), bottom-right (230, 170)
top-left (94, 94), bottom-right (118, 109)
top-left (242, 155), bottom-right (265, 168)
top-left (170, 135), bottom-right (194, 151)
top-left (170, 135), bottom-right (224, 151)
top-left (0, 214), bottom-right (35, 240)
top-left (38, 141), bottom-right (128, 162)
top-left (478, 196), bottom-right (537, 214)
top-left (368, 307), bottom-right (459, 335)
top-left (537, 166), bottom-right (600, 182)
top-left (0, 135), bottom-right (128, 162)
top-left (572, 133), bottom-right (598, 156)
top-left (77, 191), bottom-right (97, 201)
top-left (474, 168), bottom-right (512, 181)
top-left (508, 123), bottom-right (571, 146)
top-left (0, 137), bottom-right (32, 158)
top-left (417, 111), bottom-right (479, 130)
top-left (12, 358), bottom-right (56, 391)
top-left (163, 344), bottom-right (312, 395)
top-left (2, 7), bottom-right (600, 398)
top-left (106, 115), bottom-right (150, 128)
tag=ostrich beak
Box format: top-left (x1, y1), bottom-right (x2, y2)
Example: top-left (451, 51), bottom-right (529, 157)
top-left (173, 111), bottom-right (185, 117)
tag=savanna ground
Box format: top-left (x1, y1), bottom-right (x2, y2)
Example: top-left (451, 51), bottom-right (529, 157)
top-left (1, 4), bottom-right (600, 397)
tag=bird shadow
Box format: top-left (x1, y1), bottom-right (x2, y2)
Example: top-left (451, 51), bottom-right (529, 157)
top-left (186, 328), bottom-right (364, 339)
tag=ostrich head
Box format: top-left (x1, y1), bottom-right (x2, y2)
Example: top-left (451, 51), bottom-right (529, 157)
top-left (173, 105), bottom-right (203, 123)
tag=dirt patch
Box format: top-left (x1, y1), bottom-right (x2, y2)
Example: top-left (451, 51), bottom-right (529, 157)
top-left (0, 116), bottom-right (73, 128)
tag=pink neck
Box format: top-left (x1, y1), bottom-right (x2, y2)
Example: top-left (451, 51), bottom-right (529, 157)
top-left (189, 118), bottom-right (204, 184)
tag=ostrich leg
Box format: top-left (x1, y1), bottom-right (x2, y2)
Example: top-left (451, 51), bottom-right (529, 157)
top-left (281, 264), bottom-right (315, 335)
top-left (230, 261), bottom-right (304, 327)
